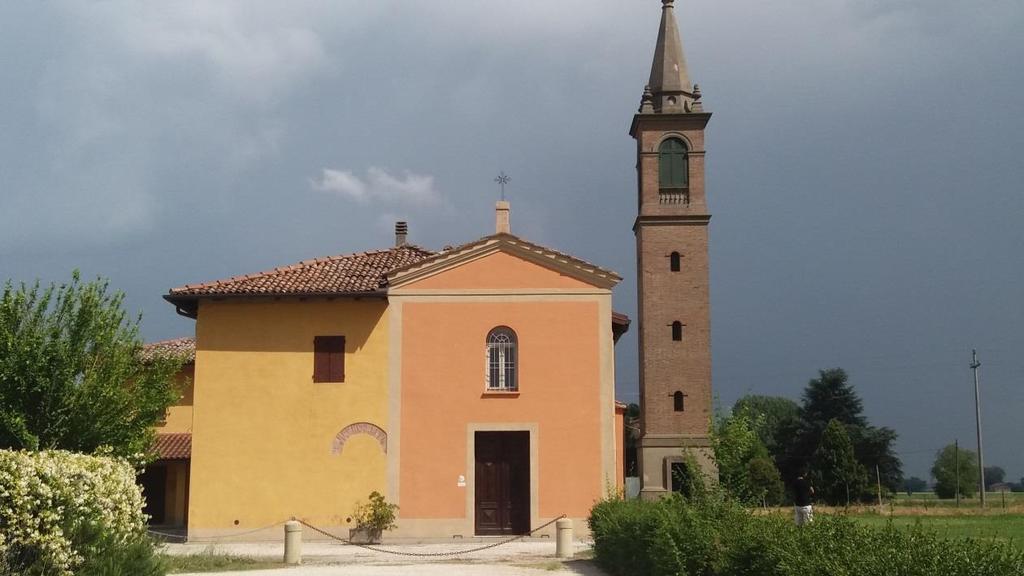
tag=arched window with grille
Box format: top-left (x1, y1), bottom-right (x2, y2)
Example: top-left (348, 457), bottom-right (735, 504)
top-left (486, 326), bottom-right (518, 391)
top-left (673, 391), bottom-right (685, 412)
top-left (672, 321), bottom-right (683, 341)
top-left (659, 138), bottom-right (689, 189)
top-left (670, 251), bottom-right (681, 272)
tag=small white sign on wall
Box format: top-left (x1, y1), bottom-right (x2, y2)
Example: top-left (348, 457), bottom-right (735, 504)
top-left (457, 474), bottom-right (466, 487)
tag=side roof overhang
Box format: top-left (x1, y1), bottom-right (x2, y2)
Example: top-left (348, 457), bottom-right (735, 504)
top-left (162, 289), bottom-right (386, 319)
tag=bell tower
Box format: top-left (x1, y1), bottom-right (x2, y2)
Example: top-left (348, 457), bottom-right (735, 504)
top-left (632, 0), bottom-right (715, 498)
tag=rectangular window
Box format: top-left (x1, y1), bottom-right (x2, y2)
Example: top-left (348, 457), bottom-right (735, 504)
top-left (313, 336), bottom-right (345, 382)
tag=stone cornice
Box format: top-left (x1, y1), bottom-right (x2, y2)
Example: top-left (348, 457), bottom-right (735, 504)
top-left (633, 214), bottom-right (711, 232)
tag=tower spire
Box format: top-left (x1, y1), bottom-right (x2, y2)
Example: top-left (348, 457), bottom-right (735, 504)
top-left (646, 0), bottom-right (695, 114)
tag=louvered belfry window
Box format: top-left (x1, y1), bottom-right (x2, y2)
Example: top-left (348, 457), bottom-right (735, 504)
top-left (485, 327), bottom-right (518, 391)
top-left (659, 138), bottom-right (689, 188)
top-left (313, 336), bottom-right (345, 382)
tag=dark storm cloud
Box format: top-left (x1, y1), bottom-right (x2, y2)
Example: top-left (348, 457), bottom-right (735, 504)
top-left (1, 1), bottom-right (1021, 481)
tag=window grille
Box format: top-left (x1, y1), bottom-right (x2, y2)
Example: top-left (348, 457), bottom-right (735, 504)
top-left (485, 327), bottom-right (518, 391)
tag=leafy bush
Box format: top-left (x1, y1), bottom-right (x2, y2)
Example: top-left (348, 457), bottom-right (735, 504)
top-left (0, 450), bottom-right (149, 575)
top-left (352, 491), bottom-right (399, 533)
top-left (590, 492), bottom-right (1024, 576)
top-left (589, 497), bottom-right (680, 576)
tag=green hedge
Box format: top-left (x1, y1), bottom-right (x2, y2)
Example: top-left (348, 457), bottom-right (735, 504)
top-left (589, 495), bottom-right (1024, 576)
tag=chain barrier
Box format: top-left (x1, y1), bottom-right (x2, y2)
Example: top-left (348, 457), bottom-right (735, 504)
top-left (296, 514), bottom-right (567, 558)
top-left (148, 519), bottom-right (288, 542)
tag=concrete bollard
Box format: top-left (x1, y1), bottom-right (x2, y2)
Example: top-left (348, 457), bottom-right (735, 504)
top-left (284, 521), bottom-right (302, 565)
top-left (555, 518), bottom-right (573, 559)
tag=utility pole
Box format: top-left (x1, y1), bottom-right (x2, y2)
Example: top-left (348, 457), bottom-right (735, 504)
top-left (955, 438), bottom-right (960, 508)
top-left (876, 465), bottom-right (883, 511)
top-left (971, 349), bottom-right (986, 508)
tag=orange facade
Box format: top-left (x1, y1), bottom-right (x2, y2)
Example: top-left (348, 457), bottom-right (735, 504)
top-left (388, 239), bottom-right (620, 535)
top-left (400, 300), bottom-right (603, 519)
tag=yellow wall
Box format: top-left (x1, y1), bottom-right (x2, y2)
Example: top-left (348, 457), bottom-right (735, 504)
top-left (188, 298), bottom-right (389, 535)
top-left (165, 461), bottom-right (189, 527)
top-left (157, 363), bottom-right (194, 434)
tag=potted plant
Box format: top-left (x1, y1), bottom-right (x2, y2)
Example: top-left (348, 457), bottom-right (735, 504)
top-left (349, 491), bottom-right (399, 544)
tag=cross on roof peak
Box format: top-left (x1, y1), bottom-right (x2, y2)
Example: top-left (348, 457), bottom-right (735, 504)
top-left (494, 171), bottom-right (510, 201)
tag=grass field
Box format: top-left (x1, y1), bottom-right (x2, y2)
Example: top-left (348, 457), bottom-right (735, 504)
top-left (163, 552), bottom-right (284, 573)
top-left (810, 493), bottom-right (1024, 550)
top-left (847, 513), bottom-right (1024, 549)
top-left (892, 491), bottom-right (1024, 511)
top-left (759, 493), bottom-right (1024, 550)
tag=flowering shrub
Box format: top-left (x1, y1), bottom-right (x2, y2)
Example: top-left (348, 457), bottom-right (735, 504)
top-left (0, 449), bottom-right (147, 575)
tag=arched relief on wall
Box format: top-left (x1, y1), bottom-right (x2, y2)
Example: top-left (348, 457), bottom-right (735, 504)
top-left (331, 422), bottom-right (387, 455)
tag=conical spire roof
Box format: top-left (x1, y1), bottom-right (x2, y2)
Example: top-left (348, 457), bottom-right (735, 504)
top-left (644, 0), bottom-right (698, 114)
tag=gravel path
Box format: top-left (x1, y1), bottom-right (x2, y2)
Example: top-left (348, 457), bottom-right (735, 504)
top-left (165, 540), bottom-right (607, 576)
top-left (176, 561), bottom-right (605, 576)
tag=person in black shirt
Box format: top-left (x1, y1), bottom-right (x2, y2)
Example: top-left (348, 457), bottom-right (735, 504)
top-left (793, 472), bottom-right (814, 525)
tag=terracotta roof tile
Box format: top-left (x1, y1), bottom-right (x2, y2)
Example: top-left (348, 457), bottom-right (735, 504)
top-left (387, 233), bottom-right (622, 284)
top-left (141, 337), bottom-right (196, 363)
top-left (153, 433), bottom-right (191, 460)
top-left (167, 245), bottom-right (435, 299)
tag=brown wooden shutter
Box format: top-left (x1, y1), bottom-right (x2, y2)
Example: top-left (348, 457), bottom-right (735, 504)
top-left (314, 336), bottom-right (345, 383)
top-left (330, 336), bottom-right (345, 382)
top-left (313, 336), bottom-right (331, 382)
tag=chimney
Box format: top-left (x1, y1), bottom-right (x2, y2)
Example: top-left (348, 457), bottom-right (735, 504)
top-left (395, 221), bottom-right (408, 246)
top-left (495, 201), bottom-right (510, 234)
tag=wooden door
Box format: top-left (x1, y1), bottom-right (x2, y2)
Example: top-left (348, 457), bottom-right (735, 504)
top-left (475, 431), bottom-right (530, 535)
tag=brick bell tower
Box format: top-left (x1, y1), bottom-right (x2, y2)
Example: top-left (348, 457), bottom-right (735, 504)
top-left (632, 0), bottom-right (715, 499)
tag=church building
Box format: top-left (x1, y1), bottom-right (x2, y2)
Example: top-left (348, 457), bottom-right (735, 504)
top-left (141, 0), bottom-right (713, 539)
top-left (147, 205), bottom-right (629, 539)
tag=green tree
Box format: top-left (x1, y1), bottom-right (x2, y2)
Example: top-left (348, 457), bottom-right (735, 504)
top-left (0, 272), bottom-right (183, 458)
top-left (984, 466), bottom-right (1006, 488)
top-left (800, 368), bottom-right (866, 428)
top-left (779, 368), bottom-right (902, 496)
top-left (902, 476), bottom-right (927, 495)
top-left (811, 419), bottom-right (866, 505)
top-left (746, 456), bottom-right (785, 506)
top-left (713, 411), bottom-right (772, 503)
top-left (732, 394), bottom-right (798, 457)
top-left (624, 403), bottom-right (640, 476)
top-left (852, 425), bottom-right (902, 494)
top-left (931, 444), bottom-right (978, 499)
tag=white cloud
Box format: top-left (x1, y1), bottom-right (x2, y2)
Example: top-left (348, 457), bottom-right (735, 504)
top-left (311, 167), bottom-right (442, 206)
top-left (68, 2), bottom-right (329, 107)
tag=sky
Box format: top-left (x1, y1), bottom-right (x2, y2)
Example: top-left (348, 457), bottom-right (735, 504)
top-left (1, 1), bottom-right (1022, 483)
